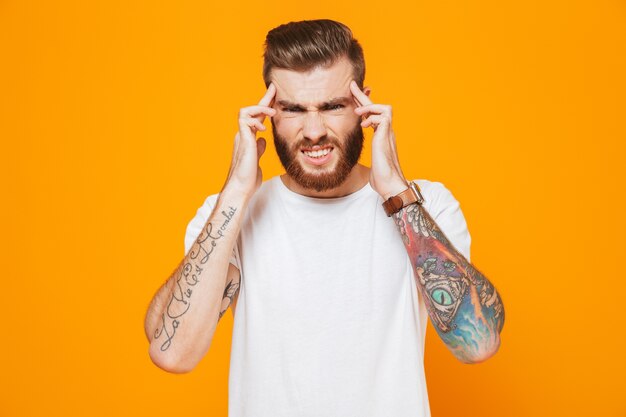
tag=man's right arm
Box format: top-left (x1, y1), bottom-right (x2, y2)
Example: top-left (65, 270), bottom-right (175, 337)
top-left (144, 82), bottom-right (277, 374)
top-left (144, 186), bottom-right (248, 373)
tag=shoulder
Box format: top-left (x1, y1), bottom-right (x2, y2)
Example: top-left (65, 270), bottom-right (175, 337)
top-left (183, 192), bottom-right (220, 255)
top-left (189, 177), bottom-right (280, 223)
top-left (194, 176), bottom-right (280, 213)
top-left (413, 179), bottom-right (460, 211)
top-left (412, 178), bottom-right (471, 260)
top-left (195, 192), bottom-right (220, 216)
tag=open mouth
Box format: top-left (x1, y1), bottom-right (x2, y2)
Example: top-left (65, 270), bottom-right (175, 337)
top-left (301, 145), bottom-right (334, 166)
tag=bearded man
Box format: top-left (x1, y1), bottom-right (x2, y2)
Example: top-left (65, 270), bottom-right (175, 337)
top-left (144, 19), bottom-right (505, 417)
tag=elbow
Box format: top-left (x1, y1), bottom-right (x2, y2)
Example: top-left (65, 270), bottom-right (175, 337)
top-left (455, 333), bottom-right (502, 364)
top-left (148, 343), bottom-right (199, 374)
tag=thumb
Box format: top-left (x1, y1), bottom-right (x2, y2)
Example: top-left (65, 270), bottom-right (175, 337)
top-left (256, 137), bottom-right (267, 160)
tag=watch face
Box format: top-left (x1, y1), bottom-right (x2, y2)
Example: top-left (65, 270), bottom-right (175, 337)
top-left (407, 181), bottom-right (424, 205)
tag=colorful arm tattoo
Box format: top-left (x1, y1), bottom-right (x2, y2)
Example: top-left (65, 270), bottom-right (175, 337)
top-left (393, 203), bottom-right (505, 363)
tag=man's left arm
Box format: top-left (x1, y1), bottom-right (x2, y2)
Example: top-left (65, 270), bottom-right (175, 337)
top-left (393, 199), bottom-right (504, 363)
top-left (350, 80), bottom-right (505, 364)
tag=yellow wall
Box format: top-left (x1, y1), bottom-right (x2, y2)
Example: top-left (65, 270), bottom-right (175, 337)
top-left (1, 1), bottom-right (624, 416)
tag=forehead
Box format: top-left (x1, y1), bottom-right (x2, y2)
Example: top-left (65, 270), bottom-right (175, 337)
top-left (270, 56), bottom-right (354, 105)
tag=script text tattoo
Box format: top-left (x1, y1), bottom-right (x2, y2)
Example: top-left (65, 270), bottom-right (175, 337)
top-left (154, 207), bottom-right (238, 351)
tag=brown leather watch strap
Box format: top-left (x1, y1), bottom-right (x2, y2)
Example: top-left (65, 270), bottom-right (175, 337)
top-left (382, 181), bottom-right (425, 217)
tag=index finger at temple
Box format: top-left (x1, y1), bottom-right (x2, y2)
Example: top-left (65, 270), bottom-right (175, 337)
top-left (258, 83), bottom-right (276, 106)
top-left (350, 80), bottom-right (372, 106)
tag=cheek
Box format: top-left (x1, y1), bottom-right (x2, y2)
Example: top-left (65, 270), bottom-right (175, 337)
top-left (272, 117), bottom-right (300, 139)
top-left (274, 115), bottom-right (301, 127)
top-left (324, 115), bottom-right (359, 134)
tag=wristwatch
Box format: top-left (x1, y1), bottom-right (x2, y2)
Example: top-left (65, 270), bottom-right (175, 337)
top-left (382, 180), bottom-right (425, 217)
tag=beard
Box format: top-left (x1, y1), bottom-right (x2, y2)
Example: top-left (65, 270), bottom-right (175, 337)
top-left (272, 120), bottom-right (365, 192)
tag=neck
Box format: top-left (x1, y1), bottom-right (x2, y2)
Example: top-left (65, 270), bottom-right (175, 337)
top-left (280, 164), bottom-right (371, 198)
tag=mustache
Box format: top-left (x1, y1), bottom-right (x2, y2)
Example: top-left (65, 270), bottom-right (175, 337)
top-left (272, 133), bottom-right (343, 152)
top-left (294, 138), bottom-right (341, 150)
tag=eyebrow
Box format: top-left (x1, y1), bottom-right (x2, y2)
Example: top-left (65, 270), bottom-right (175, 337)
top-left (277, 97), bottom-right (352, 110)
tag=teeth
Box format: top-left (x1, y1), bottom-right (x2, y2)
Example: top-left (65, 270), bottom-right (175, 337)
top-left (303, 148), bottom-right (332, 158)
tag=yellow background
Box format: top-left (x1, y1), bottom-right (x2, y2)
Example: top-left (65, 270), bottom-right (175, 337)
top-left (1, 1), bottom-right (624, 416)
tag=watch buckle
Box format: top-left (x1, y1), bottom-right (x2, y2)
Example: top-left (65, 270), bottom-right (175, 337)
top-left (408, 181), bottom-right (425, 205)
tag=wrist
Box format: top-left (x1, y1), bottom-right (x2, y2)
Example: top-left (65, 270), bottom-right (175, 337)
top-left (381, 179), bottom-right (410, 201)
top-left (381, 180), bottom-right (425, 217)
top-left (219, 181), bottom-right (255, 206)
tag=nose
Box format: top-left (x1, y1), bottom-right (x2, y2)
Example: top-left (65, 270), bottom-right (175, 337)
top-left (302, 111), bottom-right (327, 143)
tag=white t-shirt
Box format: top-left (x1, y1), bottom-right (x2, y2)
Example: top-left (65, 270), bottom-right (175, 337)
top-left (184, 176), bottom-right (471, 417)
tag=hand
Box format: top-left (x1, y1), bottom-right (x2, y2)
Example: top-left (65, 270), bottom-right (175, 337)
top-left (224, 83), bottom-right (277, 199)
top-left (350, 81), bottom-right (408, 200)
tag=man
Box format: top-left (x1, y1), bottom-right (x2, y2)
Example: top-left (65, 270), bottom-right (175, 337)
top-left (144, 19), bottom-right (504, 417)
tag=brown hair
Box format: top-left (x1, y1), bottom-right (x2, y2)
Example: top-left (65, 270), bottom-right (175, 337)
top-left (262, 19), bottom-right (365, 89)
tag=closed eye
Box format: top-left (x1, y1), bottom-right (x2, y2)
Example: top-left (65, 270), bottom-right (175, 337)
top-left (283, 107), bottom-right (304, 113)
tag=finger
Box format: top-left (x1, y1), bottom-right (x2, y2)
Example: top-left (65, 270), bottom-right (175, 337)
top-left (239, 105), bottom-right (276, 119)
top-left (361, 115), bottom-right (388, 129)
top-left (354, 104), bottom-right (392, 118)
top-left (258, 83), bottom-right (277, 107)
top-left (240, 106), bottom-right (276, 127)
top-left (349, 80), bottom-right (373, 107)
top-left (239, 117), bottom-right (266, 132)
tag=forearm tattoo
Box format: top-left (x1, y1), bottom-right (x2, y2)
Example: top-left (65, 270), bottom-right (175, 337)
top-left (393, 204), bottom-right (504, 362)
top-left (219, 276), bottom-right (240, 320)
top-left (154, 206), bottom-right (239, 351)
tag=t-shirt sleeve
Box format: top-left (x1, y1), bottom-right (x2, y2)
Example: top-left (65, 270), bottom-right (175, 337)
top-left (183, 193), bottom-right (241, 271)
top-left (423, 181), bottom-right (472, 262)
